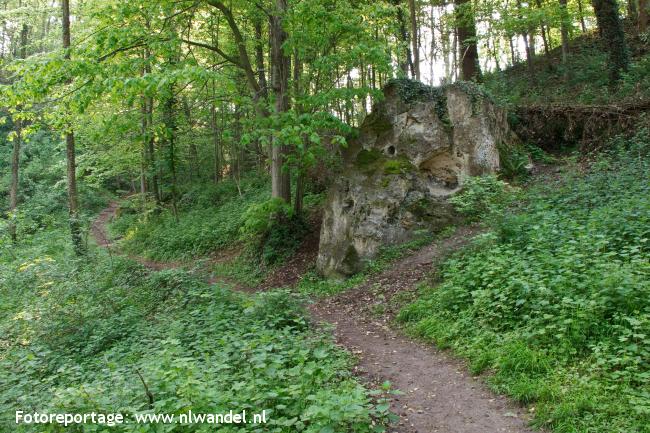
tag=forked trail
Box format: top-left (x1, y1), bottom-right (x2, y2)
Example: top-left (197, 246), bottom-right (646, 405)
top-left (92, 206), bottom-right (534, 433)
top-left (310, 227), bottom-right (533, 433)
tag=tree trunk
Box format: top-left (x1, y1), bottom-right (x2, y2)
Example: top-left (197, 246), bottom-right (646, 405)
top-left (19, 9), bottom-right (28, 59)
top-left (293, 50), bottom-right (305, 215)
top-left (629, 0), bottom-right (639, 24)
top-left (254, 20), bottom-right (268, 100)
top-left (408, 0), bottom-right (420, 80)
top-left (452, 26), bottom-right (458, 81)
top-left (182, 97), bottom-right (199, 181)
top-left (592, 0), bottom-right (629, 82)
top-left (211, 81), bottom-right (222, 184)
top-left (429, 4), bottom-right (437, 84)
top-left (640, 0), bottom-right (649, 32)
top-left (454, 0), bottom-right (481, 81)
top-left (8, 4), bottom-right (28, 243)
top-left (142, 46), bottom-right (161, 206)
top-left (442, 20), bottom-right (451, 82)
top-left (577, 0), bottom-right (588, 31)
top-left (8, 118), bottom-right (21, 243)
top-left (559, 0), bottom-right (571, 67)
top-left (146, 97), bottom-right (161, 206)
top-left (61, 0), bottom-right (83, 254)
top-left (534, 0), bottom-right (550, 56)
top-left (269, 0), bottom-right (291, 204)
top-left (395, 1), bottom-right (415, 77)
top-left (140, 105), bottom-right (147, 196)
top-left (163, 85), bottom-right (179, 222)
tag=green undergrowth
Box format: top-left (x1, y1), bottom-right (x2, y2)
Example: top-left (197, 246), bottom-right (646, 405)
top-left (483, 29), bottom-right (650, 106)
top-left (211, 194), bottom-right (325, 288)
top-left (109, 176), bottom-right (324, 265)
top-left (0, 226), bottom-right (393, 433)
top-left (210, 230), bottom-right (442, 295)
top-left (109, 177), bottom-right (270, 261)
top-left (212, 251), bottom-right (273, 288)
top-left (398, 130), bottom-right (650, 433)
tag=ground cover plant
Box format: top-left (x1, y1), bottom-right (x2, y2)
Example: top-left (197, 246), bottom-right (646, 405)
top-left (109, 176), bottom-right (271, 261)
top-left (483, 30), bottom-right (650, 107)
top-left (2, 0), bottom-right (650, 432)
top-left (398, 130), bottom-right (650, 433)
top-left (0, 225), bottom-right (391, 433)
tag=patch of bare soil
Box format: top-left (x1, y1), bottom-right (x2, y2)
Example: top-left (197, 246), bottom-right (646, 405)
top-left (309, 227), bottom-right (535, 433)
top-left (90, 201), bottom-right (181, 271)
top-left (90, 201), bottom-right (118, 248)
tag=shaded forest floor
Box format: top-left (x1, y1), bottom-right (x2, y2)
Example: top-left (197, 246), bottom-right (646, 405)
top-left (94, 130), bottom-right (650, 433)
top-left (91, 198), bottom-right (540, 433)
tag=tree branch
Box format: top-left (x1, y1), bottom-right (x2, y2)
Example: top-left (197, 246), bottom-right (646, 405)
top-left (205, 0), bottom-right (262, 97)
top-left (98, 41), bottom-right (147, 62)
top-left (136, 369), bottom-right (154, 410)
top-left (180, 38), bottom-right (241, 67)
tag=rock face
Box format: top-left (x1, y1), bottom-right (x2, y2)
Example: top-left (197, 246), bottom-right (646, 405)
top-left (316, 80), bottom-right (520, 278)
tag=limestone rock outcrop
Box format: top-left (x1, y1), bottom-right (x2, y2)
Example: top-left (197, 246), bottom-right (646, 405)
top-left (316, 80), bottom-right (520, 278)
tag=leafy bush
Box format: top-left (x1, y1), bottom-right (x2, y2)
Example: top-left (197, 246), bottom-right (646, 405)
top-left (240, 197), bottom-right (293, 240)
top-left (399, 131), bottom-right (650, 433)
top-left (449, 175), bottom-right (515, 222)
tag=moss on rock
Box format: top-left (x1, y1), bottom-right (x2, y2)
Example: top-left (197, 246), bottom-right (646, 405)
top-left (383, 158), bottom-right (414, 175)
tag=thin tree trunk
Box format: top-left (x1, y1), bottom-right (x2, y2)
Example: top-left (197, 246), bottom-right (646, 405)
top-left (408, 0), bottom-right (420, 80)
top-left (628, 0), bottom-right (638, 24)
top-left (559, 0), bottom-right (571, 68)
top-left (640, 0), bottom-right (649, 32)
top-left (8, 118), bottom-right (21, 243)
top-left (211, 81), bottom-right (221, 183)
top-left (270, 0), bottom-right (291, 204)
top-left (455, 0), bottom-right (481, 81)
top-left (142, 45), bottom-right (161, 206)
top-left (182, 97), bottom-right (199, 181)
top-left (163, 89), bottom-right (179, 222)
top-left (139, 164), bottom-right (146, 194)
top-left (294, 50), bottom-right (305, 214)
top-left (253, 21), bottom-right (267, 167)
top-left (141, 97), bottom-right (149, 195)
top-left (162, 41), bottom-right (180, 222)
top-left (452, 26), bottom-right (458, 81)
top-left (254, 20), bottom-right (268, 100)
top-left (442, 19), bottom-right (451, 82)
top-left (371, 26), bottom-right (378, 88)
top-left (140, 53), bottom-right (149, 197)
top-left (61, 0), bottom-right (83, 254)
top-left (19, 6), bottom-right (28, 59)
top-left (395, 1), bottom-right (415, 77)
top-left (521, 31), bottom-right (533, 71)
top-left (515, 0), bottom-right (534, 74)
top-left (592, 0), bottom-right (630, 82)
top-left (146, 97), bottom-right (161, 206)
top-left (429, 4), bottom-right (437, 84)
top-left (509, 35), bottom-right (517, 65)
top-left (8, 3), bottom-right (28, 243)
top-left (534, 0), bottom-right (550, 56)
top-left (577, 0), bottom-right (588, 31)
